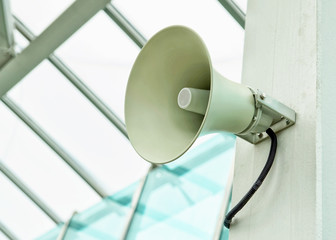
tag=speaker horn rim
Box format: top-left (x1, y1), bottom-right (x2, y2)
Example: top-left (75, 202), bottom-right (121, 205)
top-left (125, 25), bottom-right (214, 164)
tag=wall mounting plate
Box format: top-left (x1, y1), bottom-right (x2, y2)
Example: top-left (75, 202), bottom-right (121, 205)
top-left (236, 89), bottom-right (296, 144)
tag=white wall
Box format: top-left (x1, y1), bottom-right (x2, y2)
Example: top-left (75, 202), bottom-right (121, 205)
top-left (230, 0), bottom-right (318, 239)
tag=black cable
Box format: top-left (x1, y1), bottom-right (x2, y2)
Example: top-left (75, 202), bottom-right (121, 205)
top-left (224, 128), bottom-right (277, 229)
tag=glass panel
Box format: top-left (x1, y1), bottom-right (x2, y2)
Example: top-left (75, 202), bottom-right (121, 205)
top-left (55, 12), bottom-right (140, 121)
top-left (38, 183), bottom-right (138, 240)
top-left (0, 173), bottom-right (54, 239)
top-left (10, 0), bottom-right (75, 35)
top-left (64, 183), bottom-right (137, 240)
top-left (127, 133), bottom-right (235, 239)
top-left (220, 225), bottom-right (230, 240)
top-left (0, 102), bottom-right (100, 220)
top-left (113, 0), bottom-right (245, 83)
top-left (7, 60), bottom-right (149, 195)
top-left (39, 133), bottom-right (235, 239)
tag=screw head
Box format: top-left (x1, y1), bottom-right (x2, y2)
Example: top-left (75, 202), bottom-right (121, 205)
top-left (257, 133), bottom-right (263, 138)
top-left (286, 119), bottom-right (291, 125)
top-left (260, 93), bottom-right (266, 100)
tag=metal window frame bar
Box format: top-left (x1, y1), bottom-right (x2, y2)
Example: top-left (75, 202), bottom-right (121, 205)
top-left (56, 212), bottom-right (77, 240)
top-left (0, 160), bottom-right (62, 224)
top-left (0, 0), bottom-right (110, 97)
top-left (120, 165), bottom-right (155, 240)
top-left (0, 0), bottom-right (14, 46)
top-left (0, 0), bottom-right (15, 67)
top-left (217, 0), bottom-right (245, 28)
top-left (0, 221), bottom-right (18, 240)
top-left (1, 96), bottom-right (107, 198)
top-left (104, 3), bottom-right (147, 48)
top-left (13, 16), bottom-right (128, 139)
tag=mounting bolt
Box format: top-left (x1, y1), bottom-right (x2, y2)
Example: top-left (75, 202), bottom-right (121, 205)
top-left (257, 133), bottom-right (263, 138)
top-left (286, 119), bottom-right (291, 125)
top-left (253, 116), bottom-right (257, 121)
top-left (260, 93), bottom-right (266, 100)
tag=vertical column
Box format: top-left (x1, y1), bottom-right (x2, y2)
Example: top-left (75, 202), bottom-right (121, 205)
top-left (230, 0), bottom-right (317, 239)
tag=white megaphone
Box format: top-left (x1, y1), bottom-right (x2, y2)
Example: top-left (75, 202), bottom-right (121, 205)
top-left (125, 26), bottom-right (295, 164)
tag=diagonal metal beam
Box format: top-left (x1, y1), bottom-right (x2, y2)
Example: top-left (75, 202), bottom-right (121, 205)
top-left (14, 16), bottom-right (128, 139)
top-left (120, 165), bottom-right (155, 240)
top-left (56, 212), bottom-right (77, 240)
top-left (1, 96), bottom-right (107, 198)
top-left (0, 221), bottom-right (18, 240)
top-left (0, 0), bottom-right (13, 46)
top-left (0, 0), bottom-right (110, 97)
top-left (0, 0), bottom-right (15, 67)
top-left (0, 160), bottom-right (62, 224)
top-left (217, 0), bottom-right (245, 28)
top-left (104, 3), bottom-right (147, 48)
top-left (49, 55), bottom-right (128, 138)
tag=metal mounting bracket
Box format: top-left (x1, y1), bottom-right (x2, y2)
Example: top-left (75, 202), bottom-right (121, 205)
top-left (236, 89), bottom-right (296, 144)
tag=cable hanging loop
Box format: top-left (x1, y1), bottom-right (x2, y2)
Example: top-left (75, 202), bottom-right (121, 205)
top-left (224, 128), bottom-right (277, 229)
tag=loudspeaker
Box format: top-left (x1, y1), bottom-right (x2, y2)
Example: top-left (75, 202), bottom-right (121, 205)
top-left (125, 26), bottom-right (255, 164)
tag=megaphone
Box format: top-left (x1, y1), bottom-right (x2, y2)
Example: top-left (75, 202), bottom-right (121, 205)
top-left (125, 26), bottom-right (295, 164)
